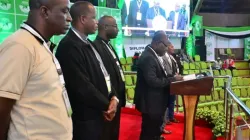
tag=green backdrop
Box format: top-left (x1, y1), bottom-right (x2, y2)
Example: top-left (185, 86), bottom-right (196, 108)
top-left (244, 38), bottom-right (250, 60)
top-left (0, 0), bottom-right (125, 58)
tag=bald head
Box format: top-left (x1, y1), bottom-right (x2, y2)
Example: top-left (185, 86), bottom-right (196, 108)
top-left (98, 15), bottom-right (115, 31)
top-left (152, 31), bottom-right (169, 44)
top-left (151, 31), bottom-right (171, 56)
top-left (70, 1), bottom-right (94, 24)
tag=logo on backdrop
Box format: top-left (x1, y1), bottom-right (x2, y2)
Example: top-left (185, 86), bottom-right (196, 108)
top-left (0, 0), bottom-right (11, 11)
top-left (19, 1), bottom-right (29, 13)
top-left (124, 44), bottom-right (147, 57)
top-left (0, 17), bottom-right (13, 31)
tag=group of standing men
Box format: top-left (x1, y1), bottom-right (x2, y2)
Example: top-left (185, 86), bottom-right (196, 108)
top-left (0, 0), bottom-right (125, 140)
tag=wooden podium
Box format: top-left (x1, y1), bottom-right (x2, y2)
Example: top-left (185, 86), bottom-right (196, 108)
top-left (170, 76), bottom-right (214, 140)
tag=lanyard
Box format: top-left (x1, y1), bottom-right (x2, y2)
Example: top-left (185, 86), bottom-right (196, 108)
top-left (165, 53), bottom-right (172, 67)
top-left (21, 23), bottom-right (65, 85)
top-left (89, 41), bottom-right (109, 77)
top-left (72, 29), bottom-right (111, 93)
top-left (148, 46), bottom-right (168, 77)
top-left (101, 40), bottom-right (125, 82)
top-left (169, 55), bottom-right (180, 74)
top-left (137, 0), bottom-right (142, 10)
top-left (154, 7), bottom-right (160, 17)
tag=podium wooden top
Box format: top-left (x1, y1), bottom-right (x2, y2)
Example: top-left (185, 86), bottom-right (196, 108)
top-left (170, 76), bottom-right (214, 95)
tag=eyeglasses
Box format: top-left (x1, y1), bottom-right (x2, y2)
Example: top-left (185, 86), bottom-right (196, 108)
top-left (106, 24), bottom-right (118, 28)
top-left (100, 24), bottom-right (118, 28)
top-left (159, 41), bottom-right (168, 48)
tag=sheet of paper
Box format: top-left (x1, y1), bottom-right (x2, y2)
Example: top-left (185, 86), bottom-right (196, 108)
top-left (183, 74), bottom-right (196, 81)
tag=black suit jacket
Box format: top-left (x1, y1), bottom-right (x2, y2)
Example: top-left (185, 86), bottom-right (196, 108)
top-left (93, 36), bottom-right (126, 107)
top-left (172, 53), bottom-right (183, 74)
top-left (134, 46), bottom-right (175, 115)
top-left (56, 29), bottom-right (110, 121)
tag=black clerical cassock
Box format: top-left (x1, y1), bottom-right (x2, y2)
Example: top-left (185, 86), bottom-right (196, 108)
top-left (93, 36), bottom-right (126, 140)
top-left (56, 29), bottom-right (117, 140)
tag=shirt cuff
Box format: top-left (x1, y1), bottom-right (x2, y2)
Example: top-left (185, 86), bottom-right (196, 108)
top-left (111, 96), bottom-right (119, 103)
top-left (0, 90), bottom-right (21, 100)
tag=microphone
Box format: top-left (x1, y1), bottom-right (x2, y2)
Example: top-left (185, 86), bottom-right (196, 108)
top-left (190, 58), bottom-right (212, 79)
top-left (195, 71), bottom-right (212, 79)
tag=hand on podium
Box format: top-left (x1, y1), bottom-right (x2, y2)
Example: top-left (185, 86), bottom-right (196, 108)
top-left (174, 74), bottom-right (183, 81)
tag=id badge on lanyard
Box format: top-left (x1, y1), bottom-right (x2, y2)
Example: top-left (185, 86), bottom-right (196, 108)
top-left (117, 61), bottom-right (125, 82)
top-left (21, 23), bottom-right (72, 117)
top-left (136, 0), bottom-right (142, 21)
top-left (105, 75), bottom-right (111, 93)
top-left (102, 41), bottom-right (125, 82)
top-left (136, 12), bottom-right (142, 20)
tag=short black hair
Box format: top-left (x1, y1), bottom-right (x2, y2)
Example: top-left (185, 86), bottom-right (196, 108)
top-left (70, 1), bottom-right (93, 24)
top-left (98, 15), bottom-right (114, 25)
top-left (29, 0), bottom-right (48, 10)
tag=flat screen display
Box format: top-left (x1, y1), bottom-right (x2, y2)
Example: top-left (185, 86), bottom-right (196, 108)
top-left (121, 0), bottom-right (190, 37)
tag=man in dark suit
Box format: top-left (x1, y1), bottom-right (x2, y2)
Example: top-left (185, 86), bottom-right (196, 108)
top-left (168, 3), bottom-right (186, 30)
top-left (93, 15), bottom-right (126, 140)
top-left (146, 0), bottom-right (166, 20)
top-left (134, 31), bottom-right (183, 140)
top-left (172, 53), bottom-right (183, 75)
top-left (161, 44), bottom-right (180, 135)
top-left (128, 0), bottom-right (149, 28)
top-left (56, 2), bottom-right (119, 140)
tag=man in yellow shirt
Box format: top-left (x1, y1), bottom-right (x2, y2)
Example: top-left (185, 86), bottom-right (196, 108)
top-left (0, 0), bottom-right (73, 139)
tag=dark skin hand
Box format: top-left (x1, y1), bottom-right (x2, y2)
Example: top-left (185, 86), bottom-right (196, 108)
top-left (103, 99), bottom-right (118, 121)
top-left (0, 97), bottom-right (15, 140)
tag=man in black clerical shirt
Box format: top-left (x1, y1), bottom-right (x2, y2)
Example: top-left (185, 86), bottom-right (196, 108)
top-left (134, 31), bottom-right (183, 140)
top-left (93, 15), bottom-right (126, 140)
top-left (56, 2), bottom-right (119, 140)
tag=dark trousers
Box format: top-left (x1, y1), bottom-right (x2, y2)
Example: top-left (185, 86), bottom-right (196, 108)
top-left (168, 95), bottom-right (176, 120)
top-left (101, 107), bottom-right (121, 140)
top-left (73, 117), bottom-right (104, 140)
top-left (140, 113), bottom-right (164, 140)
top-left (161, 95), bottom-right (176, 130)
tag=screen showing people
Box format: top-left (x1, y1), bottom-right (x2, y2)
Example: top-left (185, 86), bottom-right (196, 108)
top-left (122, 0), bottom-right (190, 37)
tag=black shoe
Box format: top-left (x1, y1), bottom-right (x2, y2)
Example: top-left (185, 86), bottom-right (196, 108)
top-left (160, 135), bottom-right (166, 140)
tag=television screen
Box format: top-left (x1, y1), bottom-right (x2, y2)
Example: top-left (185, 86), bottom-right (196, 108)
top-left (121, 0), bottom-right (190, 37)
